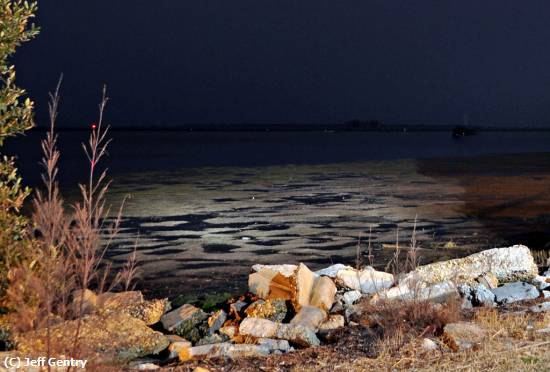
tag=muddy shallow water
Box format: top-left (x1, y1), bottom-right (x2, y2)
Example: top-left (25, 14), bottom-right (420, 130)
top-left (7, 131), bottom-right (550, 298)
top-left (106, 153), bottom-right (550, 298)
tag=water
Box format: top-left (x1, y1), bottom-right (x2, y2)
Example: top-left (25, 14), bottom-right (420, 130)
top-left (5, 130), bottom-right (550, 297)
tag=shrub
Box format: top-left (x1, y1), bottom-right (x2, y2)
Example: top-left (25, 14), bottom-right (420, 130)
top-left (0, 0), bottom-right (39, 305)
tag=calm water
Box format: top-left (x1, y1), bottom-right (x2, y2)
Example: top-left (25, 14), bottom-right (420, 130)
top-left (7, 130), bottom-right (550, 185)
top-left (5, 130), bottom-right (550, 297)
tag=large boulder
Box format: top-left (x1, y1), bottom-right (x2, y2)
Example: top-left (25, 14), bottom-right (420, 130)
top-left (16, 313), bottom-right (169, 365)
top-left (400, 245), bottom-right (538, 286)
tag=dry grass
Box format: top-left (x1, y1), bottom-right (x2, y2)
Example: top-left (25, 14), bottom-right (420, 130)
top-left (4, 82), bottom-right (139, 362)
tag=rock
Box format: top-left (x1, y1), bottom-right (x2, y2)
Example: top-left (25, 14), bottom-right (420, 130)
top-left (309, 276), bottom-right (337, 311)
top-left (295, 263), bottom-right (318, 309)
top-left (336, 267), bottom-right (394, 294)
top-left (275, 323), bottom-right (320, 347)
top-left (460, 298), bottom-right (473, 310)
top-left (257, 338), bottom-right (291, 352)
top-left (533, 276), bottom-right (550, 291)
top-left (400, 245), bottom-right (538, 286)
top-left (492, 282), bottom-right (540, 305)
top-left (71, 288), bottom-right (98, 315)
top-left (179, 343), bottom-right (270, 361)
top-left (544, 268), bottom-right (550, 277)
top-left (329, 298), bottom-right (344, 314)
top-left (168, 338), bottom-right (193, 360)
top-left (229, 300), bottom-right (248, 320)
top-left (457, 283), bottom-right (473, 300)
top-left (239, 317), bottom-right (279, 338)
top-left (472, 284), bottom-right (496, 307)
top-left (543, 291), bottom-right (550, 299)
top-left (245, 299), bottom-right (287, 322)
top-left (249, 262), bottom-right (336, 312)
top-left (249, 268), bottom-right (295, 301)
top-left (530, 302), bottom-right (550, 313)
top-left (239, 318), bottom-right (320, 347)
top-left (443, 322), bottom-right (487, 351)
top-left (98, 291), bottom-right (144, 308)
top-left (207, 310), bottom-right (227, 334)
top-left (318, 314), bottom-right (345, 331)
top-left (16, 313), bottom-right (169, 364)
top-left (376, 280), bottom-right (458, 303)
top-left (219, 325), bottom-right (238, 338)
top-left (536, 327), bottom-right (550, 334)
top-left (315, 264), bottom-right (353, 278)
top-left (421, 338), bottom-right (438, 351)
top-left (118, 298), bottom-right (170, 325)
top-left (196, 333), bottom-right (228, 346)
top-left (86, 290), bottom-right (169, 325)
top-left (128, 359), bottom-right (161, 370)
top-left (161, 304), bottom-right (208, 342)
top-left (290, 306), bottom-right (327, 330)
top-left (252, 264), bottom-right (297, 277)
top-left (342, 290), bottom-right (362, 307)
top-left (477, 272), bottom-right (499, 289)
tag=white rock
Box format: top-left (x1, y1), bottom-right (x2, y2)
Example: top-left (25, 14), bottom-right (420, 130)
top-left (257, 338), bottom-right (290, 352)
top-left (290, 306), bottom-right (327, 330)
top-left (543, 291), bottom-right (550, 299)
top-left (179, 343), bottom-right (270, 361)
top-left (473, 284), bottom-right (496, 307)
top-left (315, 264), bottom-right (353, 278)
top-left (336, 267), bottom-right (394, 294)
top-left (136, 363), bottom-right (160, 370)
top-left (238, 317), bottom-right (279, 338)
top-left (376, 280), bottom-right (458, 303)
top-left (239, 317), bottom-right (320, 347)
top-left (421, 338), bottom-right (438, 351)
top-left (309, 276), bottom-right (337, 311)
top-left (251, 264), bottom-right (297, 277)
top-left (342, 290), bottom-right (362, 307)
top-left (318, 314), bottom-right (345, 331)
top-left (401, 245), bottom-right (538, 286)
top-left (530, 302), bottom-right (550, 313)
top-left (533, 276), bottom-right (550, 290)
top-left (492, 282), bottom-right (540, 305)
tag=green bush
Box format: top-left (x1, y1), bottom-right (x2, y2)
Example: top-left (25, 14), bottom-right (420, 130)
top-left (0, 0), bottom-right (39, 304)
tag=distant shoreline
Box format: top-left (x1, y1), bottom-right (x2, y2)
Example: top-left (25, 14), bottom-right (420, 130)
top-left (27, 123), bottom-right (550, 133)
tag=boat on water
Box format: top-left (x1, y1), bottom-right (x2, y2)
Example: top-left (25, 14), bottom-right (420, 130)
top-left (452, 125), bottom-right (477, 138)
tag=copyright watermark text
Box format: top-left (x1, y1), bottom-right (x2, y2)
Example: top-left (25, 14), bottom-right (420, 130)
top-left (3, 356), bottom-right (87, 369)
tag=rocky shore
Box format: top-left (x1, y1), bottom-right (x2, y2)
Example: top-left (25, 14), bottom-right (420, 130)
top-left (2, 245), bottom-right (550, 371)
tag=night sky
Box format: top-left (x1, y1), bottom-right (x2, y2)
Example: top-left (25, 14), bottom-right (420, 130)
top-left (14, 1), bottom-right (550, 128)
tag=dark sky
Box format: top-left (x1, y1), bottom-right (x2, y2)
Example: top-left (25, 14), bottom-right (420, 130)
top-left (14, 0), bottom-right (550, 127)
